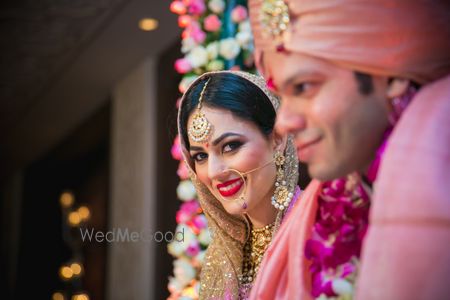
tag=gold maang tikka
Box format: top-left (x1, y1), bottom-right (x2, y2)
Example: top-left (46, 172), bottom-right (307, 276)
top-left (188, 78), bottom-right (212, 143)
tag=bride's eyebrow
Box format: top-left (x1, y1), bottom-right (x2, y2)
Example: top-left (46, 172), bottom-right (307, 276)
top-left (212, 132), bottom-right (244, 146)
top-left (189, 146), bottom-right (204, 152)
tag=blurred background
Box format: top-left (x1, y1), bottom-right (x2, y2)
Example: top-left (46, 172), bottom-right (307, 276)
top-left (0, 0), bottom-right (182, 299)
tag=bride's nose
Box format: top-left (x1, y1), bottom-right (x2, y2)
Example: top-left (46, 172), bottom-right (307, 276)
top-left (207, 155), bottom-right (227, 181)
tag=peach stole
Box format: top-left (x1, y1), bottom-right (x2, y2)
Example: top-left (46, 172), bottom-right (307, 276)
top-left (250, 179), bottom-right (322, 300)
top-left (356, 74), bottom-right (450, 299)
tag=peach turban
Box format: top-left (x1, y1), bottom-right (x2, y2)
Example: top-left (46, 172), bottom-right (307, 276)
top-left (249, 0), bottom-right (450, 84)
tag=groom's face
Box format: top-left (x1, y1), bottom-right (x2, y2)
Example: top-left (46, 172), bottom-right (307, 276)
top-left (263, 51), bottom-right (391, 180)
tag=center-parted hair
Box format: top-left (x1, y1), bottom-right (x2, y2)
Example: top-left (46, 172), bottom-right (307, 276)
top-left (179, 72), bottom-right (276, 149)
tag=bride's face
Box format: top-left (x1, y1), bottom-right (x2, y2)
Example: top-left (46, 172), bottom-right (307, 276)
top-left (188, 106), bottom-right (278, 216)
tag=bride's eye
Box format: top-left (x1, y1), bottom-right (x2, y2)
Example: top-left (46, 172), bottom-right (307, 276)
top-left (223, 141), bottom-right (243, 153)
top-left (192, 152), bottom-right (208, 162)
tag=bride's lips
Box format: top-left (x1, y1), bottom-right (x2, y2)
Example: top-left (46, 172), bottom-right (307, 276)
top-left (216, 178), bottom-right (244, 197)
top-left (295, 137), bottom-right (322, 162)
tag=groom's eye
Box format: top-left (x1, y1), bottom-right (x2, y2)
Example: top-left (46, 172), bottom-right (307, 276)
top-left (292, 81), bottom-right (320, 98)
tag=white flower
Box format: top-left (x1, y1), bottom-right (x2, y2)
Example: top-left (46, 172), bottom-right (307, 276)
top-left (236, 31), bottom-right (252, 49)
top-left (206, 59), bottom-right (224, 71)
top-left (176, 180), bottom-right (197, 201)
top-left (206, 41), bottom-right (219, 60)
top-left (181, 37), bottom-right (197, 54)
top-left (178, 75), bottom-right (198, 94)
top-left (168, 276), bottom-right (184, 294)
top-left (219, 37), bottom-right (241, 60)
top-left (198, 228), bottom-right (212, 246)
top-left (332, 278), bottom-right (354, 296)
top-left (195, 250), bottom-right (207, 264)
top-left (173, 258), bottom-right (196, 286)
top-left (238, 20), bottom-right (251, 33)
top-left (208, 0), bottom-right (225, 14)
top-left (186, 46), bottom-right (208, 68)
top-left (176, 223), bottom-right (197, 248)
top-left (168, 239), bottom-right (185, 257)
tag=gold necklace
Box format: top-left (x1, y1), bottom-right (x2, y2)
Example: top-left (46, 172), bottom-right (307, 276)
top-left (240, 222), bottom-right (275, 285)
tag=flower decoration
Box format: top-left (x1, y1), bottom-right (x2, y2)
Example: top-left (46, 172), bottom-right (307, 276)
top-left (208, 0), bottom-right (225, 14)
top-left (171, 0), bottom-right (254, 78)
top-left (231, 5), bottom-right (248, 23)
top-left (305, 175), bottom-right (370, 299)
top-left (168, 1), bottom-right (256, 298)
top-left (204, 14), bottom-right (222, 32)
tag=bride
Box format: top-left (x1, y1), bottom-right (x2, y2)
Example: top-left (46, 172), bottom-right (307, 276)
top-left (177, 70), bottom-right (301, 299)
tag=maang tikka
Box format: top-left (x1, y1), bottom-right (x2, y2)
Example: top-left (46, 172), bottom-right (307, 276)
top-left (188, 78), bottom-right (212, 143)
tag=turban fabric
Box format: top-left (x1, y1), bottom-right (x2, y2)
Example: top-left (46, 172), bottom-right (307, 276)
top-left (249, 0), bottom-right (450, 84)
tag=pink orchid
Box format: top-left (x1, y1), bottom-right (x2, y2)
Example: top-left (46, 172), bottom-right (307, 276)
top-left (187, 21), bottom-right (206, 43)
top-left (188, 0), bottom-right (206, 15)
top-left (192, 214), bottom-right (207, 230)
top-left (181, 200), bottom-right (200, 215)
top-left (176, 209), bottom-right (191, 224)
top-left (186, 240), bottom-right (200, 256)
top-left (178, 15), bottom-right (191, 28)
top-left (306, 175), bottom-right (370, 298)
top-left (311, 271), bottom-right (335, 297)
top-left (231, 5), bottom-right (248, 23)
top-left (339, 262), bottom-right (356, 278)
top-left (170, 1), bottom-right (187, 15)
top-left (177, 161), bottom-right (190, 180)
top-left (174, 58), bottom-right (192, 74)
top-left (204, 14), bottom-right (221, 32)
top-left (171, 135), bottom-right (183, 160)
top-left (176, 200), bottom-right (200, 224)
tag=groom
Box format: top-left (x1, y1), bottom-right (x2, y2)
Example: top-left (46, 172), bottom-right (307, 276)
top-left (248, 0), bottom-right (450, 299)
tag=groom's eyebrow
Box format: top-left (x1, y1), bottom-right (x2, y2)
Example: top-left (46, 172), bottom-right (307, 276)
top-left (212, 132), bottom-right (243, 146)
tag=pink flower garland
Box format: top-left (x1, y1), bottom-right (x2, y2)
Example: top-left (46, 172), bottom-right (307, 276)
top-left (305, 176), bottom-right (370, 298)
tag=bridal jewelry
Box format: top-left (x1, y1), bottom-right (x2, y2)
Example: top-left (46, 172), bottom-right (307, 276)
top-left (188, 78), bottom-right (212, 143)
top-left (224, 168), bottom-right (248, 210)
top-left (240, 222), bottom-right (275, 285)
top-left (271, 150), bottom-right (294, 210)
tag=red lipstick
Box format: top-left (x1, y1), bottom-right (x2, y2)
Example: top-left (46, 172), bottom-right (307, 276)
top-left (216, 178), bottom-right (244, 197)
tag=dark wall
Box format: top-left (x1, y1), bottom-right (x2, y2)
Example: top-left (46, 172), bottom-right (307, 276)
top-left (12, 103), bottom-right (110, 300)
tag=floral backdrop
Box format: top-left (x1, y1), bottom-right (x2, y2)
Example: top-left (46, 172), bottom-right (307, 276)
top-left (167, 0), bottom-right (255, 299)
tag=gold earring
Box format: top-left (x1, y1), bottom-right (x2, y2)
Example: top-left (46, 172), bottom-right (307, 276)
top-left (188, 78), bottom-right (212, 143)
top-left (271, 150), bottom-right (293, 210)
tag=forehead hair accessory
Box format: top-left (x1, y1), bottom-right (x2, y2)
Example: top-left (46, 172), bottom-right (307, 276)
top-left (188, 78), bottom-right (212, 143)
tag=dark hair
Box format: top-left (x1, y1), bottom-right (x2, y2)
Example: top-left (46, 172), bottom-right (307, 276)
top-left (353, 71), bottom-right (421, 95)
top-left (354, 71), bottom-right (374, 95)
top-left (179, 73), bottom-right (276, 149)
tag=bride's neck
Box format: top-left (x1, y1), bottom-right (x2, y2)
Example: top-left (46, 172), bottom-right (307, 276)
top-left (245, 194), bottom-right (277, 229)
